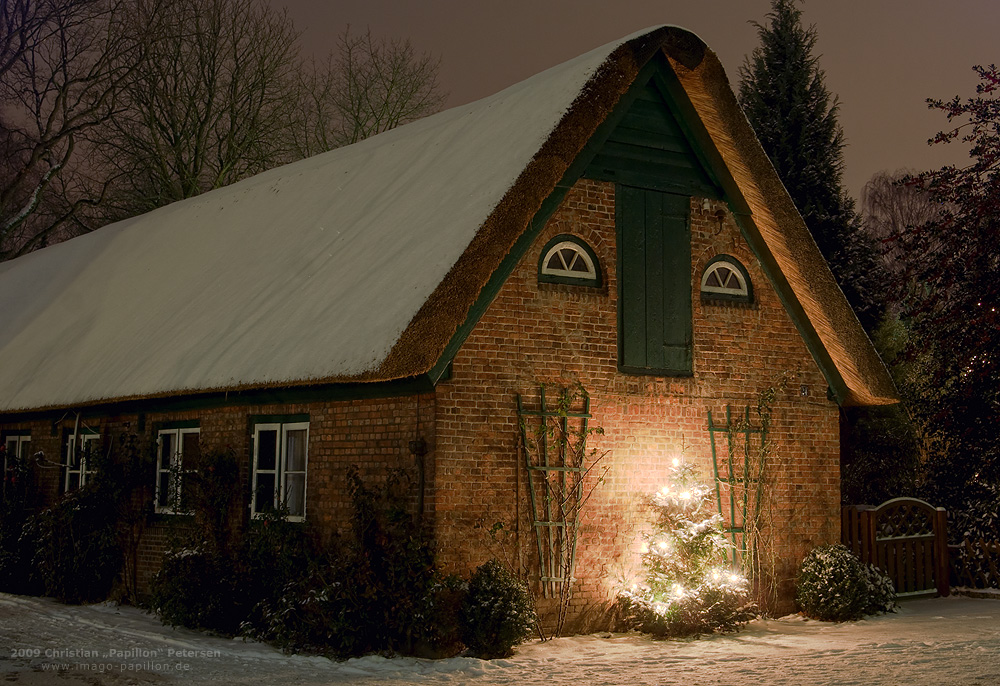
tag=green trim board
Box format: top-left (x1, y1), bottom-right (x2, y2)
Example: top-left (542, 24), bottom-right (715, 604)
top-left (584, 60), bottom-right (724, 199)
top-left (249, 413), bottom-right (310, 426)
top-left (427, 56), bottom-right (718, 383)
top-left (0, 375), bottom-right (437, 425)
top-left (644, 57), bottom-right (849, 404)
top-left (426, 49), bottom-right (849, 402)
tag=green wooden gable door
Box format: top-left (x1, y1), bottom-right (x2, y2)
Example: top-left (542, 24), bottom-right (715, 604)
top-left (617, 186), bottom-right (692, 375)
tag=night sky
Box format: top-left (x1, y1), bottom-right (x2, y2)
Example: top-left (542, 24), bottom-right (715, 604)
top-left (279, 0), bottom-right (996, 201)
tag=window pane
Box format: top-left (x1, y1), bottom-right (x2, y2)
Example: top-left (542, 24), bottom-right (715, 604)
top-left (254, 473), bottom-right (276, 513)
top-left (180, 472), bottom-right (194, 511)
top-left (17, 438), bottom-right (29, 460)
top-left (159, 433), bottom-right (175, 469)
top-left (285, 429), bottom-right (307, 472)
top-left (68, 473), bottom-right (80, 491)
top-left (182, 432), bottom-right (200, 469)
top-left (284, 473), bottom-right (305, 517)
top-left (706, 270), bottom-right (722, 287)
top-left (157, 472), bottom-right (171, 507)
top-left (546, 253), bottom-right (562, 270)
top-left (256, 430), bottom-right (277, 470)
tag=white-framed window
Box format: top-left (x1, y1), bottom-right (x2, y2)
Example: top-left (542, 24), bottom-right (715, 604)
top-left (3, 433), bottom-right (30, 501)
top-left (65, 431), bottom-right (100, 492)
top-left (252, 421), bottom-right (308, 521)
top-left (700, 255), bottom-right (752, 302)
top-left (538, 234), bottom-right (601, 287)
top-left (155, 427), bottom-right (200, 514)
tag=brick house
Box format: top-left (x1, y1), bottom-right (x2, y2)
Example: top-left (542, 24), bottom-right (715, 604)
top-left (0, 27), bottom-right (895, 623)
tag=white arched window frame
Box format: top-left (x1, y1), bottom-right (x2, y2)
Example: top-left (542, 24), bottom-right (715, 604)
top-left (538, 235), bottom-right (601, 287)
top-left (700, 256), bottom-right (752, 302)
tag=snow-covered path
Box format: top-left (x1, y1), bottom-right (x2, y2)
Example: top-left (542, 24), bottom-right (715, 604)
top-left (2, 593), bottom-right (999, 685)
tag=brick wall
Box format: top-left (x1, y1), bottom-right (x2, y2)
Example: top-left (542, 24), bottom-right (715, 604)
top-left (5, 393), bottom-right (434, 596)
top-left (432, 178), bottom-right (841, 627)
top-left (1, 178), bottom-right (842, 623)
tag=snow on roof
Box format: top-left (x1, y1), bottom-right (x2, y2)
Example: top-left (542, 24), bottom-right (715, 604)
top-left (0, 32), bottom-right (645, 413)
top-left (0, 26), bottom-right (897, 413)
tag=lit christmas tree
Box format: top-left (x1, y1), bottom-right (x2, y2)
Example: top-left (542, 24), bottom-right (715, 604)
top-left (619, 458), bottom-right (756, 636)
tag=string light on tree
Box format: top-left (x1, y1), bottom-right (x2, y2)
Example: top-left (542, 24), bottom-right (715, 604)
top-left (618, 457), bottom-right (755, 636)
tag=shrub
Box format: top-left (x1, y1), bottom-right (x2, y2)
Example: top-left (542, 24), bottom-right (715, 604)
top-left (150, 546), bottom-right (243, 633)
top-left (796, 544), bottom-right (897, 621)
top-left (27, 488), bottom-right (121, 603)
top-left (460, 559), bottom-right (535, 659)
top-left (0, 445), bottom-right (42, 595)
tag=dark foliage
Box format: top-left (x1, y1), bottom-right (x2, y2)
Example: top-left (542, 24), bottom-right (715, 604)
top-left (26, 486), bottom-right (121, 604)
top-left (460, 559), bottom-right (535, 659)
top-left (840, 404), bottom-right (922, 506)
top-left (154, 459), bottom-right (462, 659)
top-left (890, 65), bottom-right (1000, 536)
top-left (796, 544), bottom-right (896, 621)
top-left (21, 431), bottom-right (153, 603)
top-left (739, 0), bottom-right (885, 330)
top-left (0, 443), bottom-right (42, 594)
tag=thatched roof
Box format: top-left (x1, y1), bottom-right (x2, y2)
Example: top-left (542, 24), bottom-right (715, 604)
top-left (0, 26), bottom-right (896, 413)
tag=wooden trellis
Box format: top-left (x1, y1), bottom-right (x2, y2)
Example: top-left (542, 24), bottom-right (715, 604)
top-left (517, 386), bottom-right (591, 598)
top-left (708, 405), bottom-right (765, 565)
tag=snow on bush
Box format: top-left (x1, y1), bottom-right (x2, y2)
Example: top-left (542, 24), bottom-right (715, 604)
top-left (796, 544), bottom-right (897, 621)
top-left (460, 559), bottom-right (536, 659)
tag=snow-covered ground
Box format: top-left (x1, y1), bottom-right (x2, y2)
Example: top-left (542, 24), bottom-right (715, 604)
top-left (2, 593), bottom-right (1000, 686)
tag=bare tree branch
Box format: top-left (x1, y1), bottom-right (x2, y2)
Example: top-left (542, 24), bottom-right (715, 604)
top-left (0, 0), bottom-right (152, 259)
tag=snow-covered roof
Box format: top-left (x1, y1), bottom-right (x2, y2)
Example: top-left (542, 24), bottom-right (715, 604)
top-left (0, 27), bottom-right (896, 413)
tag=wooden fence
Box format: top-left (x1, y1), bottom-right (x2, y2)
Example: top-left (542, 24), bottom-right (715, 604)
top-left (842, 497), bottom-right (949, 597)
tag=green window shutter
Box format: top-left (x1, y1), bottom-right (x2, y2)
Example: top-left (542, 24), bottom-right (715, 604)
top-left (618, 186), bottom-right (692, 375)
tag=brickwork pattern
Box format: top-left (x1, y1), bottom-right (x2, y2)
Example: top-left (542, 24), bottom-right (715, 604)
top-left (433, 178), bottom-right (841, 626)
top-left (5, 394), bottom-right (433, 595)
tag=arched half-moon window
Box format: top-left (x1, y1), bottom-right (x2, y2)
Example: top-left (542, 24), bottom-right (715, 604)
top-left (538, 235), bottom-right (601, 287)
top-left (700, 255), bottom-right (752, 303)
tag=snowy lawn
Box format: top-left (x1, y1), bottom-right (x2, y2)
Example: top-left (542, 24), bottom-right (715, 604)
top-left (2, 593), bottom-right (1000, 685)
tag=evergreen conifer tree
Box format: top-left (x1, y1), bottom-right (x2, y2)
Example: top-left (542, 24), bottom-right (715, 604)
top-left (618, 459), bottom-right (754, 636)
top-left (739, 0), bottom-right (883, 331)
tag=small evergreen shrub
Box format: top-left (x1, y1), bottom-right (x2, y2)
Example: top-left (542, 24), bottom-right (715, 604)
top-left (27, 488), bottom-right (121, 603)
top-left (796, 544), bottom-right (897, 621)
top-left (150, 547), bottom-right (242, 633)
top-left (460, 559), bottom-right (535, 659)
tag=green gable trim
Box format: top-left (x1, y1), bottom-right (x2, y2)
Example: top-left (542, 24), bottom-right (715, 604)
top-left (646, 58), bottom-right (849, 404)
top-left (0, 375), bottom-right (437, 424)
top-left (728, 212), bottom-right (848, 404)
top-left (426, 57), bottom-right (702, 384)
top-left (427, 50), bottom-right (850, 405)
top-left (584, 61), bottom-right (724, 199)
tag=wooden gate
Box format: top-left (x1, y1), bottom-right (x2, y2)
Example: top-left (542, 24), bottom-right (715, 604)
top-left (842, 497), bottom-right (949, 598)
